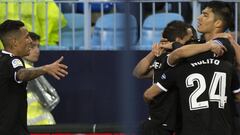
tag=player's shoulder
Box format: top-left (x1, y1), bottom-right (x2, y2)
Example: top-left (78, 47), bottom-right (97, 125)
top-left (212, 37), bottom-right (233, 52)
top-left (10, 58), bottom-right (24, 68)
top-left (213, 37), bottom-right (230, 44)
top-left (4, 54), bottom-right (25, 69)
top-left (213, 38), bottom-right (235, 64)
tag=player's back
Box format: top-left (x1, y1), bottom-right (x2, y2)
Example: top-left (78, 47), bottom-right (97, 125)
top-left (174, 54), bottom-right (236, 135)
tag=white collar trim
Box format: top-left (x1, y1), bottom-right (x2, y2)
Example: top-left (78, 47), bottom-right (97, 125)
top-left (2, 50), bottom-right (13, 57)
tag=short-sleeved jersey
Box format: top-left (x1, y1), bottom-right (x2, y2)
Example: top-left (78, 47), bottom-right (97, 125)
top-left (212, 38), bottom-right (235, 64)
top-left (152, 42), bottom-right (183, 83)
top-left (157, 55), bottom-right (240, 135)
top-left (152, 52), bottom-right (168, 83)
top-left (147, 42), bottom-right (183, 131)
top-left (0, 51), bottom-right (29, 135)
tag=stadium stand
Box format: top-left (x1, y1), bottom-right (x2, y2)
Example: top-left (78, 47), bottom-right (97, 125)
top-left (76, 2), bottom-right (113, 13)
top-left (139, 13), bottom-right (184, 49)
top-left (91, 13), bottom-right (138, 50)
top-left (61, 13), bottom-right (84, 50)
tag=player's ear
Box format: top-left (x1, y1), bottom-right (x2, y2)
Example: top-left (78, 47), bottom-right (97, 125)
top-left (215, 19), bottom-right (223, 29)
top-left (11, 37), bottom-right (18, 48)
top-left (6, 35), bottom-right (17, 49)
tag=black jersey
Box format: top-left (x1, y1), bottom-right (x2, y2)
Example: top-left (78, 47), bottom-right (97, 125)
top-left (147, 42), bottom-right (182, 131)
top-left (152, 52), bottom-right (168, 83)
top-left (212, 38), bottom-right (235, 64)
top-left (0, 51), bottom-right (29, 135)
top-left (157, 55), bottom-right (240, 135)
top-left (151, 42), bottom-right (183, 82)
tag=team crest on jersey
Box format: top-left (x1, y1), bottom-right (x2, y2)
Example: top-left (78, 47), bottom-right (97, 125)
top-left (161, 73), bottom-right (166, 80)
top-left (12, 59), bottom-right (23, 68)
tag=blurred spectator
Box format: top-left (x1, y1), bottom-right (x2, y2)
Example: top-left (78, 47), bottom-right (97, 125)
top-left (24, 32), bottom-right (60, 125)
top-left (0, 0), bottom-right (67, 45)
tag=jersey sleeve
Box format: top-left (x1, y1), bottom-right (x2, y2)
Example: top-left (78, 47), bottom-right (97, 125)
top-left (166, 42), bottom-right (183, 67)
top-left (155, 67), bottom-right (177, 92)
top-left (8, 57), bottom-right (25, 83)
top-left (213, 38), bottom-right (235, 64)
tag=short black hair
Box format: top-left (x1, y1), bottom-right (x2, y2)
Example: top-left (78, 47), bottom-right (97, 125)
top-left (205, 1), bottom-right (234, 31)
top-left (0, 20), bottom-right (25, 40)
top-left (29, 32), bottom-right (40, 41)
top-left (162, 20), bottom-right (188, 42)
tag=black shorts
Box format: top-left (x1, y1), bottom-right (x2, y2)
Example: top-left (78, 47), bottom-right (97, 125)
top-left (139, 119), bottom-right (174, 135)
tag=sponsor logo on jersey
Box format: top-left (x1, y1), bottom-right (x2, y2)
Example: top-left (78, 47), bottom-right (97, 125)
top-left (161, 73), bottom-right (166, 80)
top-left (12, 59), bottom-right (23, 68)
top-left (150, 61), bottom-right (161, 69)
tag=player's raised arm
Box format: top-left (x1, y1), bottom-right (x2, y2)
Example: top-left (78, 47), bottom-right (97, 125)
top-left (132, 42), bottom-right (164, 79)
top-left (17, 56), bottom-right (68, 81)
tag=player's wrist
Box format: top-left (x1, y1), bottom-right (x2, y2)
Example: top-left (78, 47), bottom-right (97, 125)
top-left (206, 40), bottom-right (214, 50)
top-left (42, 65), bottom-right (49, 74)
top-left (149, 51), bottom-right (155, 57)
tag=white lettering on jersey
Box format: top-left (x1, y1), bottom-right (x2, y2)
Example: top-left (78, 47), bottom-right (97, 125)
top-left (186, 72), bottom-right (227, 110)
top-left (190, 58), bottom-right (220, 67)
top-left (12, 59), bottom-right (23, 68)
top-left (150, 61), bottom-right (161, 69)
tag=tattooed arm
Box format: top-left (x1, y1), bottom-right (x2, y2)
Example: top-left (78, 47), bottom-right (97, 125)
top-left (17, 56), bottom-right (68, 81)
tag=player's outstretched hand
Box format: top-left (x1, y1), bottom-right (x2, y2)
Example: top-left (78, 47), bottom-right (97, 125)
top-left (44, 56), bottom-right (68, 80)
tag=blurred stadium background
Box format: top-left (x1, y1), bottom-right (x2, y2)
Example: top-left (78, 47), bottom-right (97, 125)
top-left (0, 0), bottom-right (239, 134)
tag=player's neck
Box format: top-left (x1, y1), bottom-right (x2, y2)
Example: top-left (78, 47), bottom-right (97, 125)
top-left (204, 28), bottom-right (224, 41)
top-left (204, 33), bottom-right (214, 41)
